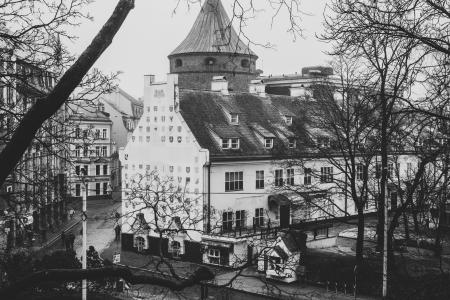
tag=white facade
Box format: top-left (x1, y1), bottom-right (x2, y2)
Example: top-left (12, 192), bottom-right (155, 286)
top-left (121, 74), bottom-right (208, 247)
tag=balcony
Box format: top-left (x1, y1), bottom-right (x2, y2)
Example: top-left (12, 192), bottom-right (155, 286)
top-left (207, 218), bottom-right (281, 239)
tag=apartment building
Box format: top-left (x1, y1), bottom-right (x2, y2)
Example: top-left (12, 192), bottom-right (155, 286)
top-left (68, 106), bottom-right (112, 200)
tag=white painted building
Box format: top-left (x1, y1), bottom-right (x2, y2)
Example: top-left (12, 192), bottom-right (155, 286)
top-left (120, 0), bottom-right (420, 270)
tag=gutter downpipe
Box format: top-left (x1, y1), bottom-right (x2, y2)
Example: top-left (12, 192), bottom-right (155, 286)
top-left (207, 162), bottom-right (211, 234)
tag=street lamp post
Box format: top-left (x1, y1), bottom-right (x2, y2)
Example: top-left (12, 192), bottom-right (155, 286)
top-left (81, 169), bottom-right (88, 300)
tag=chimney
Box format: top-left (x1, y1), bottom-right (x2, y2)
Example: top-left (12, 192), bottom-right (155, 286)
top-left (249, 79), bottom-right (266, 97)
top-left (144, 74), bottom-right (155, 86)
top-left (211, 76), bottom-right (229, 95)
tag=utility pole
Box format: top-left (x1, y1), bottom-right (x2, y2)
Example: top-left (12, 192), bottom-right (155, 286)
top-left (382, 167), bottom-right (388, 299)
top-left (82, 169), bottom-right (88, 300)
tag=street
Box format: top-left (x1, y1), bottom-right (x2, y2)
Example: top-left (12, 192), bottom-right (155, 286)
top-left (47, 199), bottom-right (120, 260)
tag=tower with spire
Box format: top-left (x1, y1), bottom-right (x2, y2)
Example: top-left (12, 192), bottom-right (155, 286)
top-left (168, 0), bottom-right (259, 92)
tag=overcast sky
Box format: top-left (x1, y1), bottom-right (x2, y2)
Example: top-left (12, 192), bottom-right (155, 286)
top-left (70, 0), bottom-right (330, 99)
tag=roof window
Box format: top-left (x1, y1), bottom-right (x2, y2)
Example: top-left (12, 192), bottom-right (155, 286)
top-left (222, 138), bottom-right (240, 150)
top-left (264, 138), bottom-right (274, 149)
top-left (230, 113), bottom-right (239, 125)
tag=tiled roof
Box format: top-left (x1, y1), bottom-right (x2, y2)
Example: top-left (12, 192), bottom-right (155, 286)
top-left (68, 103), bottom-right (112, 122)
top-left (170, 0), bottom-right (257, 57)
top-left (179, 89), bottom-right (315, 160)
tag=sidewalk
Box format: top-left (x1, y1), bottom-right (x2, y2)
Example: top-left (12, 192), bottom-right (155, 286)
top-left (32, 212), bottom-right (81, 252)
top-left (101, 243), bottom-right (378, 300)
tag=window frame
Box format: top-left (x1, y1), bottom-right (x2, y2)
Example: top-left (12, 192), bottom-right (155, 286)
top-left (235, 210), bottom-right (246, 229)
top-left (225, 171), bottom-right (243, 192)
top-left (320, 167), bottom-right (333, 183)
top-left (222, 211), bottom-right (233, 232)
top-left (256, 170), bottom-right (264, 189)
top-left (304, 168), bottom-right (312, 185)
top-left (286, 168), bottom-right (295, 185)
top-left (264, 138), bottom-right (274, 149)
top-left (254, 208), bottom-right (264, 227)
top-left (274, 169), bottom-right (284, 187)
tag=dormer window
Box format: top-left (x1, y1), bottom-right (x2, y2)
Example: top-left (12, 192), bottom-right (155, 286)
top-left (230, 113), bottom-right (239, 124)
top-left (175, 59), bottom-right (182, 67)
top-left (264, 138), bottom-right (274, 149)
top-left (288, 138), bottom-right (296, 149)
top-left (285, 115), bottom-right (293, 125)
top-left (317, 136), bottom-right (330, 148)
top-left (222, 138), bottom-right (240, 149)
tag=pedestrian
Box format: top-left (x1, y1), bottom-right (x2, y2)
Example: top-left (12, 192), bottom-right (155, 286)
top-left (69, 208), bottom-right (75, 219)
top-left (114, 225), bottom-right (121, 241)
top-left (64, 236), bottom-right (71, 251)
top-left (69, 233), bottom-right (75, 250)
top-left (61, 230), bottom-right (66, 248)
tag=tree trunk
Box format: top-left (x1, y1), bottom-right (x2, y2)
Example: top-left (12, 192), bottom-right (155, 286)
top-left (0, 0), bottom-right (135, 187)
top-left (355, 205), bottom-right (365, 268)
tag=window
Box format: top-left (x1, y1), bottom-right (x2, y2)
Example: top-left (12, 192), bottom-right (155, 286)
top-left (222, 138), bottom-right (240, 149)
top-left (236, 210), bottom-right (246, 229)
top-left (285, 115), bottom-right (293, 125)
top-left (222, 211), bottom-right (233, 232)
top-left (275, 169), bottom-right (284, 187)
top-left (320, 167), bottom-right (333, 183)
top-left (304, 168), bottom-right (312, 185)
top-left (230, 113), bottom-right (239, 124)
top-left (96, 165), bottom-right (101, 176)
top-left (83, 145), bottom-right (88, 157)
top-left (208, 248), bottom-right (220, 265)
top-left (83, 165), bottom-right (89, 175)
top-left (102, 146), bottom-right (107, 157)
top-left (264, 138), bottom-right (274, 149)
top-left (356, 164), bottom-right (366, 181)
top-left (317, 136), bottom-right (330, 148)
top-left (95, 183), bottom-right (101, 195)
top-left (75, 127), bottom-right (81, 138)
top-left (241, 59), bottom-right (250, 68)
top-left (175, 59), bottom-right (182, 67)
top-left (75, 166), bottom-right (80, 175)
top-left (95, 146), bottom-right (100, 157)
top-left (103, 182), bottom-right (108, 195)
top-left (135, 236), bottom-right (145, 252)
top-left (288, 138), bottom-right (296, 149)
top-left (95, 129), bottom-right (100, 139)
top-left (387, 163), bottom-right (394, 179)
top-left (75, 146), bottom-right (81, 157)
top-left (75, 184), bottom-right (81, 197)
top-left (406, 162), bottom-right (413, 175)
top-left (225, 171), bottom-right (243, 192)
top-left (255, 208), bottom-right (264, 227)
top-left (256, 170), bottom-right (264, 189)
top-left (375, 163), bottom-right (382, 179)
top-left (169, 241), bottom-right (181, 258)
top-left (103, 165), bottom-right (108, 175)
top-left (286, 168), bottom-right (294, 185)
top-left (153, 106), bottom-right (158, 112)
top-left (102, 129), bottom-right (107, 139)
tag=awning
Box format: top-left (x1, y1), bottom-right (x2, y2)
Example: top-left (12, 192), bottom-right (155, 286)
top-left (268, 194), bottom-right (290, 210)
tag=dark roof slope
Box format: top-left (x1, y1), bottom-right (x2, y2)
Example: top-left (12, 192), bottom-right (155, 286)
top-left (170, 0), bottom-right (256, 57)
top-left (179, 89), bottom-right (315, 160)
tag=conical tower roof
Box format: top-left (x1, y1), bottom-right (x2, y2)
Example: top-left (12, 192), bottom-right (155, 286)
top-left (170, 0), bottom-right (257, 57)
